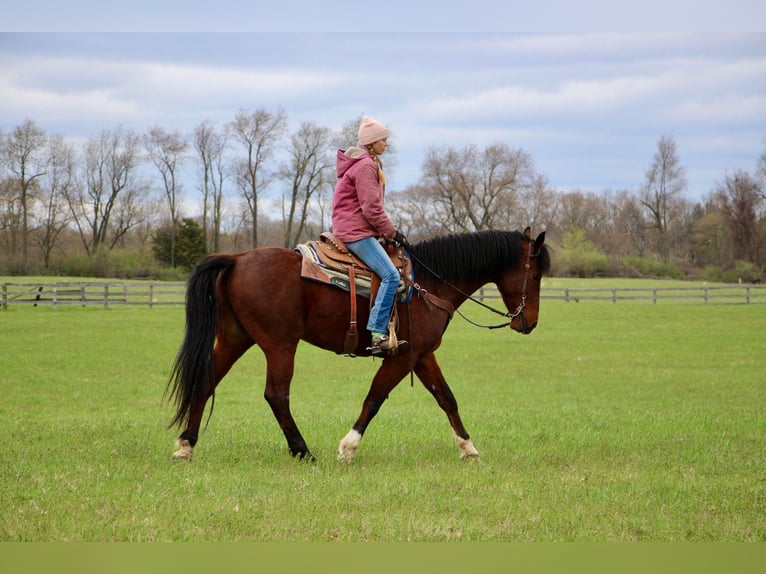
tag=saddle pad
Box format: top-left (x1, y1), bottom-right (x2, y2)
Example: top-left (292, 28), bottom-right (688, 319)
top-left (295, 242), bottom-right (411, 302)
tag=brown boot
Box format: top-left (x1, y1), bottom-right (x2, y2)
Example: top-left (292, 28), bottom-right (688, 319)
top-left (371, 334), bottom-right (408, 356)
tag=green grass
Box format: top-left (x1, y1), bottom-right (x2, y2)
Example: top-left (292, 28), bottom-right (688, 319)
top-left (1, 292), bottom-right (764, 541)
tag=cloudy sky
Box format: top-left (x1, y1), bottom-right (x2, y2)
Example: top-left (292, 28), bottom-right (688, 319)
top-left (2, 24), bottom-right (765, 203)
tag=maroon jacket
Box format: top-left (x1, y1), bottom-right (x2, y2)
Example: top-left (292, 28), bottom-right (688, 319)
top-left (331, 147), bottom-right (396, 242)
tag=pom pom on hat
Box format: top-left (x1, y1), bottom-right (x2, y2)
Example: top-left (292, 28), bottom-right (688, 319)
top-left (358, 115), bottom-right (389, 145)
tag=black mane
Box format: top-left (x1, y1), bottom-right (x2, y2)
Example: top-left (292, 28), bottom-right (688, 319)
top-left (409, 229), bottom-right (550, 281)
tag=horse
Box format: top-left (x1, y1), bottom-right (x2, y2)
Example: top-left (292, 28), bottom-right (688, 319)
top-left (166, 227), bottom-right (550, 463)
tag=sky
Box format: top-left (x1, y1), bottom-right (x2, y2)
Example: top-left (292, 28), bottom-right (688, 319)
top-left (2, 7), bottom-right (765, 205)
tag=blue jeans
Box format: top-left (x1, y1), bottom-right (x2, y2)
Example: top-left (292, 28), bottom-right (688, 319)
top-left (346, 237), bottom-right (400, 335)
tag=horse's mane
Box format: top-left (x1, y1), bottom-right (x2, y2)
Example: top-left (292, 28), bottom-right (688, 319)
top-left (409, 229), bottom-right (551, 281)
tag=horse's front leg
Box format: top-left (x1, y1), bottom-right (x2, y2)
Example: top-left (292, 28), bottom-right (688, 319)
top-left (415, 352), bottom-right (480, 459)
top-left (338, 358), bottom-right (412, 463)
top-left (263, 347), bottom-right (314, 461)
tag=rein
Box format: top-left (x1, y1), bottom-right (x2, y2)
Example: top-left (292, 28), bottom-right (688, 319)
top-left (406, 237), bottom-right (537, 330)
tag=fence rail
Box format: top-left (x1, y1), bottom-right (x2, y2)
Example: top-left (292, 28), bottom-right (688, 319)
top-left (2, 281), bottom-right (765, 309)
top-left (1, 281), bottom-right (186, 309)
top-left (538, 285), bottom-right (766, 305)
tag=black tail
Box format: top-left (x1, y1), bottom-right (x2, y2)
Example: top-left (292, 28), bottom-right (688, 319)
top-left (165, 254), bottom-right (236, 428)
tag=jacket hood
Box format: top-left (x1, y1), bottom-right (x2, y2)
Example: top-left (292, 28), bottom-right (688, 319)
top-left (336, 147), bottom-right (368, 178)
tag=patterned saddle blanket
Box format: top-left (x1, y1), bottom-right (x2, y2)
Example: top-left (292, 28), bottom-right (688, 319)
top-left (295, 232), bottom-right (412, 301)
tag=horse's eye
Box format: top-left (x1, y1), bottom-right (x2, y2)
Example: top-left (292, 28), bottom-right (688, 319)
top-left (533, 274), bottom-right (541, 281)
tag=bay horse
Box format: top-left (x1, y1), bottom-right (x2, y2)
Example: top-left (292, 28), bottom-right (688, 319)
top-left (166, 227), bottom-right (550, 463)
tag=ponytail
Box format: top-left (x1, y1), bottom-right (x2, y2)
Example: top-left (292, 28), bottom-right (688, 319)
top-left (366, 144), bottom-right (387, 187)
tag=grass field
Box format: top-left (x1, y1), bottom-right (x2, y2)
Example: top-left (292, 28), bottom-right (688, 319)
top-left (1, 280), bottom-right (764, 541)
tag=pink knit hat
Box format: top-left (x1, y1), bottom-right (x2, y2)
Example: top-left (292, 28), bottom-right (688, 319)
top-left (357, 115), bottom-right (389, 145)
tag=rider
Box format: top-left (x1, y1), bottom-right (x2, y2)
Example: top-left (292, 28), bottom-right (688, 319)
top-left (331, 115), bottom-right (408, 354)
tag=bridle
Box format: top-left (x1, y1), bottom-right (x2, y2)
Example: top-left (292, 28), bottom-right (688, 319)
top-left (405, 235), bottom-right (539, 330)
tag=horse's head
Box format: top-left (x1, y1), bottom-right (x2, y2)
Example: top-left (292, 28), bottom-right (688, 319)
top-left (496, 227), bottom-right (549, 334)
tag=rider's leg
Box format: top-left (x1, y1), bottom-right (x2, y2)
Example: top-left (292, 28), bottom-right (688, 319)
top-left (346, 237), bottom-right (401, 348)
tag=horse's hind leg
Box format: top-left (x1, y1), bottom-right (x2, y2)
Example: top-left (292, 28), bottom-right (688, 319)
top-left (414, 352), bottom-right (480, 459)
top-left (262, 346), bottom-right (313, 461)
top-left (173, 335), bottom-right (253, 460)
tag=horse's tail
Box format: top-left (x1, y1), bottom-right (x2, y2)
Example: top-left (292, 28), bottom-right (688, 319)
top-left (165, 254), bottom-right (236, 429)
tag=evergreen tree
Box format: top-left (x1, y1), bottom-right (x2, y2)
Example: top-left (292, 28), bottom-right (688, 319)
top-left (153, 218), bottom-right (207, 269)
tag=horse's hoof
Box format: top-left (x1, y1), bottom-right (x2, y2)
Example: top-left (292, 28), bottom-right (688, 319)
top-left (295, 451), bottom-right (316, 463)
top-left (172, 439), bottom-right (194, 461)
top-left (289, 447), bottom-right (316, 462)
top-left (454, 434), bottom-right (480, 459)
top-left (338, 429), bottom-right (361, 463)
top-left (337, 451), bottom-right (354, 464)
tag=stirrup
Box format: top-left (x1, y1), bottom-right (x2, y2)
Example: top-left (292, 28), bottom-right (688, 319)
top-left (368, 334), bottom-right (408, 356)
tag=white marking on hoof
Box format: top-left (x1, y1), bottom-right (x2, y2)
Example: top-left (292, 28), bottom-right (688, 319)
top-left (454, 433), bottom-right (480, 459)
top-left (338, 429), bottom-right (362, 463)
top-left (172, 438), bottom-right (194, 461)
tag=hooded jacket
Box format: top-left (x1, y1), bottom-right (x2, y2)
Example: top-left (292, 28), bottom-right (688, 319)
top-left (331, 147), bottom-right (396, 242)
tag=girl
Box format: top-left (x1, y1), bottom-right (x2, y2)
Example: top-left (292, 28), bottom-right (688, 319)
top-left (331, 116), bottom-right (407, 354)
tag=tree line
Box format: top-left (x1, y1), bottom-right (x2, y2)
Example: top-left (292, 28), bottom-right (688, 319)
top-left (1, 111), bottom-right (765, 282)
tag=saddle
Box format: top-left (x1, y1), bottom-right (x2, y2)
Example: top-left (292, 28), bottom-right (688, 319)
top-left (295, 232), bottom-right (413, 355)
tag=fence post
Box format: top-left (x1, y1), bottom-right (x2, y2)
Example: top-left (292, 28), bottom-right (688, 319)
top-left (612, 288), bottom-right (616, 303)
top-left (2, 283), bottom-right (6, 310)
top-left (746, 286), bottom-right (750, 304)
top-left (653, 289), bottom-right (657, 304)
top-left (150, 284), bottom-right (154, 309)
top-left (103, 284), bottom-right (108, 309)
top-left (565, 288), bottom-right (570, 303)
top-left (704, 287), bottom-right (708, 304)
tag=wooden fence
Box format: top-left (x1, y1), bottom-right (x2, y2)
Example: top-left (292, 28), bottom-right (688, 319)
top-left (1, 282), bottom-right (186, 309)
top-left (2, 281), bottom-right (765, 309)
top-left (538, 285), bottom-right (766, 305)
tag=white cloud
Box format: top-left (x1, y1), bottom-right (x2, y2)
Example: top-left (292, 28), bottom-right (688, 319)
top-left (0, 64), bottom-right (141, 127)
top-left (0, 52), bottom-right (351, 133)
top-left (1, 33), bottom-right (764, 200)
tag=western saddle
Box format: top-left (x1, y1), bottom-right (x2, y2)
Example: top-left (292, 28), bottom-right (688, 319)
top-left (295, 232), bottom-right (412, 355)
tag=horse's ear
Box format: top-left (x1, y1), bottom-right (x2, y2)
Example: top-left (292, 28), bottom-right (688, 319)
top-left (535, 231), bottom-right (546, 246)
top-left (523, 226), bottom-right (532, 239)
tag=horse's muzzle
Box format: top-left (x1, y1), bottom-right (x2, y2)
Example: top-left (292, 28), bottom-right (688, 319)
top-left (513, 312), bottom-right (537, 334)
top-left (522, 321), bottom-right (537, 334)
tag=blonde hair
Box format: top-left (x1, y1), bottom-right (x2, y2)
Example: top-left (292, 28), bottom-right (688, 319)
top-left (366, 144), bottom-right (387, 187)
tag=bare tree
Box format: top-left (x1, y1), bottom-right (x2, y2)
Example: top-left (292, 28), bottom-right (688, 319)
top-left (640, 135), bottom-right (687, 262)
top-left (420, 143), bottom-right (537, 232)
top-left (36, 135), bottom-right (76, 268)
top-left (557, 191), bottom-right (605, 234)
top-left (333, 116), bottom-right (362, 150)
top-left (600, 189), bottom-right (641, 258)
top-left (712, 170), bottom-right (764, 266)
top-left (193, 120), bottom-right (228, 252)
top-left (0, 176), bottom-right (23, 268)
top-left (279, 122), bottom-right (334, 247)
top-left (755, 142), bottom-right (766, 205)
top-left (144, 126), bottom-right (188, 267)
top-left (131, 193), bottom-right (166, 255)
top-left (387, 184), bottom-right (442, 240)
top-left (617, 192), bottom-right (649, 257)
top-left (516, 173), bottom-right (556, 233)
top-left (690, 204), bottom-right (729, 268)
top-left (0, 119), bottom-right (48, 272)
top-left (66, 126), bottom-right (143, 255)
top-left (229, 107), bottom-right (287, 247)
